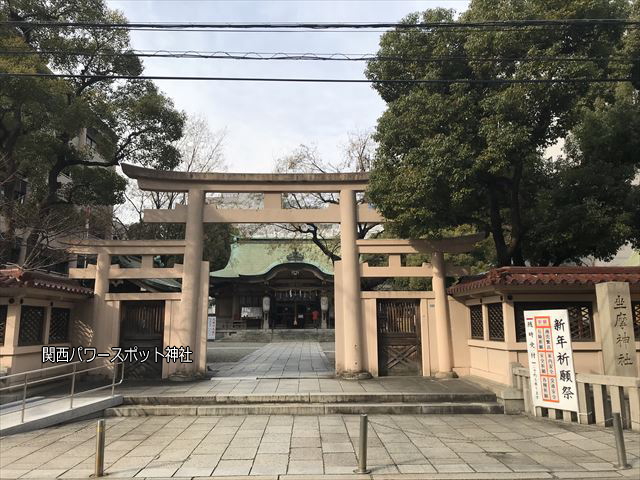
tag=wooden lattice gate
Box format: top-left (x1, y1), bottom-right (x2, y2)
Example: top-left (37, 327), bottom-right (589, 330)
top-left (377, 299), bottom-right (422, 376)
top-left (120, 301), bottom-right (165, 379)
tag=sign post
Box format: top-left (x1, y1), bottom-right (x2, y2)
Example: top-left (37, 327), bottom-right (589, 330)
top-left (524, 309), bottom-right (579, 413)
top-left (207, 315), bottom-right (216, 341)
top-left (596, 282), bottom-right (637, 377)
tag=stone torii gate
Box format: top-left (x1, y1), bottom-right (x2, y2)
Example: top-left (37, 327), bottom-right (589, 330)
top-left (121, 163), bottom-right (481, 378)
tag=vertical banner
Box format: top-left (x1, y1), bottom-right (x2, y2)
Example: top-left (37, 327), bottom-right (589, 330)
top-left (524, 309), bottom-right (579, 412)
top-left (207, 315), bottom-right (216, 341)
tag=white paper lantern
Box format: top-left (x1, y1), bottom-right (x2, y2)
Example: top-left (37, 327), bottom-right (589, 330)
top-left (262, 296), bottom-right (271, 313)
top-left (320, 296), bottom-right (329, 312)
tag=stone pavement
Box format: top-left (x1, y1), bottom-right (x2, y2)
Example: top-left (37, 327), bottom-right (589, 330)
top-left (1, 413), bottom-right (638, 479)
top-left (116, 374), bottom-right (492, 398)
top-left (207, 342), bottom-right (333, 379)
top-left (207, 342), bottom-right (269, 366)
top-left (118, 340), bottom-right (493, 399)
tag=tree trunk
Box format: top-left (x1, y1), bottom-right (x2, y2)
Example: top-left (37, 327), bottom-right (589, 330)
top-left (1, 112), bottom-right (23, 264)
top-left (19, 138), bottom-right (69, 266)
top-left (508, 162), bottom-right (526, 266)
top-left (1, 170), bottom-right (18, 264)
top-left (488, 187), bottom-right (511, 266)
top-left (306, 225), bottom-right (341, 263)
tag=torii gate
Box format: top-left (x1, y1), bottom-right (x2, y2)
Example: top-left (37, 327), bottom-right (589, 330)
top-left (118, 163), bottom-right (481, 379)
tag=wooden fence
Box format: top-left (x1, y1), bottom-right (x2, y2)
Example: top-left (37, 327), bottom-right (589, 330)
top-left (511, 362), bottom-right (640, 431)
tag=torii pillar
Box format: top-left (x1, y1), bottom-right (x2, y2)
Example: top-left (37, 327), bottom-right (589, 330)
top-left (339, 188), bottom-right (367, 377)
top-left (175, 188), bottom-right (205, 378)
top-left (432, 251), bottom-right (453, 377)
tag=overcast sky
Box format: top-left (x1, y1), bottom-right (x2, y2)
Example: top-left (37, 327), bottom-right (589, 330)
top-left (107, 0), bottom-right (469, 173)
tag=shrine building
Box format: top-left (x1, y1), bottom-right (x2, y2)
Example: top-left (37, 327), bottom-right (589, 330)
top-left (210, 239), bottom-right (335, 333)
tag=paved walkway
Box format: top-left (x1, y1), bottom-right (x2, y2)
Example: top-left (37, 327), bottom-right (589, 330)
top-left (208, 342), bottom-right (333, 379)
top-left (119, 341), bottom-right (491, 398)
top-left (117, 375), bottom-right (490, 397)
top-left (1, 414), bottom-right (638, 479)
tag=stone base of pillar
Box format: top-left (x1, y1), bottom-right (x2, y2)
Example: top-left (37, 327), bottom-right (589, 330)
top-left (168, 372), bottom-right (206, 382)
top-left (501, 386), bottom-right (526, 414)
top-left (263, 314), bottom-right (270, 330)
top-left (339, 370), bottom-right (372, 380)
top-left (435, 371), bottom-right (457, 379)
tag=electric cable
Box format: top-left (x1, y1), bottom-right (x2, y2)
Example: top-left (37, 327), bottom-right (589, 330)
top-left (0, 72), bottom-right (632, 84)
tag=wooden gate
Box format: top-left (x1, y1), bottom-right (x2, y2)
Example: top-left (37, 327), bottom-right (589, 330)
top-left (120, 301), bottom-right (165, 379)
top-left (377, 299), bottom-right (421, 376)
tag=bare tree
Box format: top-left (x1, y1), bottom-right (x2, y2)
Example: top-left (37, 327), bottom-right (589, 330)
top-left (338, 129), bottom-right (376, 173)
top-left (270, 130), bottom-right (379, 262)
top-left (116, 113), bottom-right (227, 231)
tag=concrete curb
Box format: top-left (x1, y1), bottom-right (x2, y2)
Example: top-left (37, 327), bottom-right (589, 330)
top-left (122, 392), bottom-right (498, 405)
top-left (106, 401), bottom-right (503, 416)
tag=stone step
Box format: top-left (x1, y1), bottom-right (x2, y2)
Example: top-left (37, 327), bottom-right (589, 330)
top-left (107, 401), bottom-right (504, 417)
top-left (123, 392), bottom-right (498, 405)
top-left (216, 329), bottom-right (335, 342)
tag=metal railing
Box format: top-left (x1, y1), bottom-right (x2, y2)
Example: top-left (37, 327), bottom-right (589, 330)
top-left (0, 360), bottom-right (124, 423)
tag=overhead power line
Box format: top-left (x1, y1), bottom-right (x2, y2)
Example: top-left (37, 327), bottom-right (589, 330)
top-left (49, 27), bottom-right (629, 34)
top-left (1, 48), bottom-right (636, 64)
top-left (111, 0), bottom-right (467, 1)
top-left (0, 72), bottom-right (632, 84)
top-left (4, 19), bottom-right (639, 30)
top-left (9, 27), bottom-right (598, 34)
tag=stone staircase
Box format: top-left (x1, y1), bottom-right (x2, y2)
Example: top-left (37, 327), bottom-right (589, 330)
top-left (105, 391), bottom-right (503, 417)
top-left (216, 328), bottom-right (335, 343)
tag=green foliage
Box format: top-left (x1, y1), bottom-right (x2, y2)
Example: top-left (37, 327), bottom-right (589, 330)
top-left (1, 0), bottom-right (185, 266)
top-left (125, 222), bottom-right (234, 271)
top-left (526, 85), bottom-right (640, 264)
top-left (65, 166), bottom-right (127, 205)
top-left (103, 80), bottom-right (184, 170)
top-left (366, 1), bottom-right (639, 266)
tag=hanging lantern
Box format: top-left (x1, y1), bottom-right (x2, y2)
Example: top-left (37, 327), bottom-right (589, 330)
top-left (320, 296), bottom-right (329, 312)
top-left (262, 296), bottom-right (271, 313)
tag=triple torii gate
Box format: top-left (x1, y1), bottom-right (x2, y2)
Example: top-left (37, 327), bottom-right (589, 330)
top-left (121, 163), bottom-right (482, 379)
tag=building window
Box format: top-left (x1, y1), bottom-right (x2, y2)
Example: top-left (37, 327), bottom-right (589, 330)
top-left (86, 133), bottom-right (98, 150)
top-left (469, 305), bottom-right (484, 340)
top-left (514, 302), bottom-right (594, 342)
top-left (633, 302), bottom-right (640, 341)
top-left (49, 308), bottom-right (70, 343)
top-left (3, 178), bottom-right (28, 204)
top-left (487, 303), bottom-right (504, 341)
top-left (18, 306), bottom-right (45, 346)
top-left (0, 305), bottom-right (7, 345)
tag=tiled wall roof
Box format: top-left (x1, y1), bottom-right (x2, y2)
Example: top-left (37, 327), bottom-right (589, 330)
top-left (0, 268), bottom-right (94, 296)
top-left (448, 267), bottom-right (640, 295)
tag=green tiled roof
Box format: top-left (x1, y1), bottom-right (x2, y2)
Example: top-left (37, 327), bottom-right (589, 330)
top-left (211, 239), bottom-right (335, 278)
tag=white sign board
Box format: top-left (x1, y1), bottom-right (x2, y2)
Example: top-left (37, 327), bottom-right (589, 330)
top-left (524, 309), bottom-right (579, 412)
top-left (241, 306), bottom-right (262, 319)
top-left (207, 315), bottom-right (216, 340)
